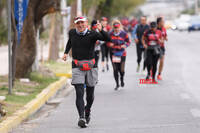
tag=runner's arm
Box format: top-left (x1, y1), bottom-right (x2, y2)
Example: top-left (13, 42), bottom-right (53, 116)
top-left (64, 36), bottom-right (72, 54)
top-left (124, 33), bottom-right (131, 48)
top-left (95, 30), bottom-right (111, 42)
top-left (131, 24), bottom-right (138, 40)
top-left (165, 30), bottom-right (168, 41)
top-left (142, 34), bottom-right (147, 49)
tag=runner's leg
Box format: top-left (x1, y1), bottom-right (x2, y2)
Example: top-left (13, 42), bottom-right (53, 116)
top-left (146, 50), bottom-right (153, 79)
top-left (158, 56), bottom-right (164, 74)
top-left (85, 86), bottom-right (95, 112)
top-left (74, 84), bottom-right (85, 118)
top-left (105, 46), bottom-right (109, 71)
top-left (101, 44), bottom-right (106, 72)
top-left (120, 56), bottom-right (126, 87)
top-left (143, 49), bottom-right (147, 71)
top-left (136, 44), bottom-right (143, 72)
top-left (152, 54), bottom-right (160, 80)
top-left (113, 63), bottom-right (120, 89)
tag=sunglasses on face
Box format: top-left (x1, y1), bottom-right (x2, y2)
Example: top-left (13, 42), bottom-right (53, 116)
top-left (114, 27), bottom-right (119, 29)
top-left (76, 21), bottom-right (85, 25)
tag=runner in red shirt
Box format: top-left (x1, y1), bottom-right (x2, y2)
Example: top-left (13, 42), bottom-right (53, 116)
top-left (157, 17), bottom-right (168, 80)
top-left (142, 22), bottom-right (162, 82)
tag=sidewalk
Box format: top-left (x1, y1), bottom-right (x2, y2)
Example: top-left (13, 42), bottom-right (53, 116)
top-left (0, 42), bottom-right (65, 76)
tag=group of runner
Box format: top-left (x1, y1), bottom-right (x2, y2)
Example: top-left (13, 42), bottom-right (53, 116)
top-left (62, 15), bottom-right (168, 128)
top-left (132, 16), bottom-right (168, 82)
top-left (92, 16), bottom-right (168, 85)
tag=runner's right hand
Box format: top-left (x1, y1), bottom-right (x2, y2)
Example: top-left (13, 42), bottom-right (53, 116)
top-left (62, 54), bottom-right (68, 61)
top-left (144, 44), bottom-right (148, 49)
top-left (134, 39), bottom-right (139, 44)
top-left (109, 43), bottom-right (114, 47)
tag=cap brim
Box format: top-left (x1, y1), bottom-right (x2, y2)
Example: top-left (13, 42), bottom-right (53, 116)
top-left (113, 24), bottom-right (120, 28)
top-left (74, 18), bottom-right (87, 24)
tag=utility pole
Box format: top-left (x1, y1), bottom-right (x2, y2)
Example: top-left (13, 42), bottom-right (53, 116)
top-left (183, 0), bottom-right (188, 9)
top-left (61, 0), bottom-right (68, 47)
top-left (195, 0), bottom-right (199, 14)
top-left (7, 0), bottom-right (12, 94)
top-left (32, 29), bottom-right (39, 71)
top-left (77, 0), bottom-right (82, 16)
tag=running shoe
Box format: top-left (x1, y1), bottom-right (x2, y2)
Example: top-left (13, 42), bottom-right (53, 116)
top-left (106, 64), bottom-right (109, 71)
top-left (120, 77), bottom-right (124, 87)
top-left (114, 85), bottom-right (120, 91)
top-left (157, 75), bottom-right (162, 80)
top-left (102, 68), bottom-right (105, 72)
top-left (121, 81), bottom-right (125, 87)
top-left (136, 64), bottom-right (140, 72)
top-left (152, 79), bottom-right (158, 84)
top-left (78, 118), bottom-right (88, 128)
top-left (141, 70), bottom-right (146, 75)
top-left (146, 75), bottom-right (150, 80)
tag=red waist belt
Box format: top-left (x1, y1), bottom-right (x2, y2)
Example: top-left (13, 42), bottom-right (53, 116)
top-left (74, 59), bottom-right (95, 71)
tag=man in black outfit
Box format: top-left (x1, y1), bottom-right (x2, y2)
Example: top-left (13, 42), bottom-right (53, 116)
top-left (132, 16), bottom-right (149, 73)
top-left (62, 16), bottom-right (110, 128)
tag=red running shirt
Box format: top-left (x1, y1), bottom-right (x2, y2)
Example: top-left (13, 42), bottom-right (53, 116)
top-left (158, 27), bottom-right (167, 47)
top-left (144, 30), bottom-right (162, 46)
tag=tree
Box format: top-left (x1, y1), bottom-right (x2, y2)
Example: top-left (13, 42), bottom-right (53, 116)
top-left (48, 13), bottom-right (61, 61)
top-left (12, 0), bottom-right (60, 78)
top-left (82, 0), bottom-right (105, 20)
top-left (96, 0), bottom-right (145, 18)
top-left (0, 0), bottom-right (7, 45)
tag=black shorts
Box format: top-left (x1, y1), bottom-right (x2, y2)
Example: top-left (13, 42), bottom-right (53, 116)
top-left (160, 47), bottom-right (165, 58)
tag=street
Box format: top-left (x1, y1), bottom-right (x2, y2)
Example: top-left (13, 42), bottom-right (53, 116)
top-left (11, 30), bottom-right (200, 133)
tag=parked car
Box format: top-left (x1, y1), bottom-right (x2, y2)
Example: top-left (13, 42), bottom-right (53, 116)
top-left (188, 16), bottom-right (200, 32)
top-left (174, 14), bottom-right (191, 31)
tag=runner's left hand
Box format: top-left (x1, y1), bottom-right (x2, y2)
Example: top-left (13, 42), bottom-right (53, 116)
top-left (97, 22), bottom-right (102, 31)
top-left (121, 45), bottom-right (126, 48)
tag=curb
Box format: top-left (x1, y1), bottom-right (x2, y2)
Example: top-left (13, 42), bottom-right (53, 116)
top-left (55, 73), bottom-right (72, 78)
top-left (0, 77), bottom-right (69, 133)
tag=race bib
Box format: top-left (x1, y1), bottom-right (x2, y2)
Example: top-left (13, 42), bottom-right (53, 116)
top-left (112, 56), bottom-right (121, 63)
top-left (150, 41), bottom-right (157, 46)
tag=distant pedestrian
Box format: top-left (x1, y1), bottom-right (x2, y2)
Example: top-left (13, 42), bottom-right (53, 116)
top-left (91, 20), bottom-right (101, 68)
top-left (100, 17), bottom-right (112, 72)
top-left (132, 16), bottom-right (149, 73)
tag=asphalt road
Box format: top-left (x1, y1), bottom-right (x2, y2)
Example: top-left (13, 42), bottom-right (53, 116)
top-left (11, 30), bottom-right (200, 133)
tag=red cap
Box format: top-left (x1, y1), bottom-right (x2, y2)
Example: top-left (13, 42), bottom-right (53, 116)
top-left (92, 25), bottom-right (97, 30)
top-left (101, 17), bottom-right (108, 21)
top-left (113, 23), bottom-right (120, 28)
